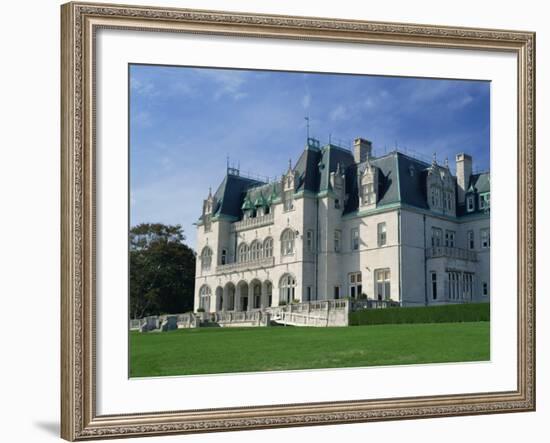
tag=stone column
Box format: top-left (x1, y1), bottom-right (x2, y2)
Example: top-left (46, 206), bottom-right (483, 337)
top-left (222, 286), bottom-right (228, 311)
top-left (260, 283), bottom-right (266, 310)
top-left (247, 285), bottom-right (253, 311)
top-left (235, 286), bottom-right (241, 312)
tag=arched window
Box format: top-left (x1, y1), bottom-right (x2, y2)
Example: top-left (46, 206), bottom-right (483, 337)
top-left (263, 237), bottom-right (273, 258)
top-left (238, 243), bottom-right (249, 263)
top-left (250, 240), bottom-right (261, 261)
top-left (201, 247), bottom-right (213, 271)
top-left (279, 274), bottom-right (296, 304)
top-left (199, 285), bottom-right (211, 311)
top-left (281, 229), bottom-right (295, 256)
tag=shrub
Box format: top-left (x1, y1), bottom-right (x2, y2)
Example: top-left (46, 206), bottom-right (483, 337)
top-left (349, 302), bottom-right (490, 326)
top-left (196, 307), bottom-right (205, 313)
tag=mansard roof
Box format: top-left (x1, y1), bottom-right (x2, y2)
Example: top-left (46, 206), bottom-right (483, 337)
top-left (343, 152), bottom-right (432, 214)
top-left (293, 146), bottom-right (322, 193)
top-left (201, 143), bottom-right (490, 222)
top-left (211, 173), bottom-right (264, 219)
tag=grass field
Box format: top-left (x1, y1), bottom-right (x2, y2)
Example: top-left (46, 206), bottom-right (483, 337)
top-left (130, 322), bottom-right (490, 377)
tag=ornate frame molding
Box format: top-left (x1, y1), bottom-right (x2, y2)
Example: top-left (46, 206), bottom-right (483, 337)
top-left (61, 2), bottom-right (535, 440)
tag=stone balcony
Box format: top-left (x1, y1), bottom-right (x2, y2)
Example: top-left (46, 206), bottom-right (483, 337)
top-left (231, 213), bottom-right (274, 232)
top-left (216, 256), bottom-right (275, 274)
top-left (426, 246), bottom-right (477, 262)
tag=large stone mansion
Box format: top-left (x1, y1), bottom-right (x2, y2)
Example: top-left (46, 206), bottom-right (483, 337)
top-left (193, 137), bottom-right (490, 314)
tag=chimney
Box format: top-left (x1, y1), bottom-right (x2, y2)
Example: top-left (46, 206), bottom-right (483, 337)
top-left (353, 138), bottom-right (372, 163)
top-left (456, 153), bottom-right (472, 204)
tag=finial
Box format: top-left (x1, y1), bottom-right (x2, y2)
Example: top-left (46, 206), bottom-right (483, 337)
top-left (288, 158), bottom-right (292, 170)
top-left (208, 187), bottom-right (212, 197)
top-left (432, 152), bottom-right (437, 165)
top-left (445, 157), bottom-right (449, 168)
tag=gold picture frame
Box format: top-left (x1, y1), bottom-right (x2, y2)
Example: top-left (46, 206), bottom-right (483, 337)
top-left (61, 1), bottom-right (536, 440)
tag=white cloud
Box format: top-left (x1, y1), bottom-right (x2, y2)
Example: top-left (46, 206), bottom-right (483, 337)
top-left (197, 69), bottom-right (248, 101)
top-left (130, 77), bottom-right (157, 97)
top-left (448, 95), bottom-right (474, 110)
top-left (301, 93), bottom-right (311, 109)
top-left (330, 105), bottom-right (348, 121)
top-left (133, 110), bottom-right (153, 128)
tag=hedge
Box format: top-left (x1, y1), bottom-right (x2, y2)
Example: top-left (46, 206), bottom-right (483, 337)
top-left (349, 302), bottom-right (490, 326)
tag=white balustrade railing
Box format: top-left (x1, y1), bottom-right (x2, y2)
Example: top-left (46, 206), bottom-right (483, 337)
top-left (426, 246), bottom-right (477, 261)
top-left (232, 213), bottom-right (274, 232)
top-left (216, 256), bottom-right (275, 273)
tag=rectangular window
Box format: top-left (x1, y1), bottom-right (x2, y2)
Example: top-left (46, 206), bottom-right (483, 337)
top-left (351, 228), bottom-right (360, 251)
top-left (334, 286), bottom-right (340, 300)
top-left (348, 272), bottom-right (362, 298)
top-left (445, 230), bottom-right (456, 248)
top-left (479, 193), bottom-right (490, 210)
top-left (445, 192), bottom-right (453, 210)
top-left (377, 222), bottom-right (387, 247)
top-left (375, 269), bottom-right (391, 301)
top-left (283, 190), bottom-right (294, 211)
top-left (483, 282), bottom-right (489, 296)
top-left (334, 230), bottom-right (341, 252)
top-left (334, 198), bottom-right (341, 209)
top-left (431, 272), bottom-right (437, 300)
top-left (467, 195), bottom-right (475, 212)
top-left (362, 183), bottom-right (374, 205)
top-left (306, 286), bottom-right (312, 301)
top-left (467, 230), bottom-right (475, 250)
top-left (306, 230), bottom-right (314, 252)
top-left (431, 227), bottom-right (442, 247)
top-left (481, 228), bottom-right (490, 248)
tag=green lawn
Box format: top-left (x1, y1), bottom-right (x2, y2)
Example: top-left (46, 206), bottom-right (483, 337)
top-left (130, 322), bottom-right (490, 377)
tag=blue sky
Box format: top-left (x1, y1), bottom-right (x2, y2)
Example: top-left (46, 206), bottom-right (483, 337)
top-left (130, 64), bottom-right (490, 250)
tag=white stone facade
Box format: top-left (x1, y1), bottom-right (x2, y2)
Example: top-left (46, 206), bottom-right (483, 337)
top-left (194, 139), bottom-right (490, 313)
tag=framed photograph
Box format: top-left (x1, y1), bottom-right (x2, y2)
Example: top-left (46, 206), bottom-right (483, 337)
top-left (61, 1), bottom-right (536, 440)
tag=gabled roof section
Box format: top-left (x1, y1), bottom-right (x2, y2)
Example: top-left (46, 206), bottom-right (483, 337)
top-left (343, 152), bottom-right (431, 214)
top-left (468, 172), bottom-right (490, 194)
top-left (293, 146), bottom-right (322, 193)
top-left (210, 173), bottom-right (265, 219)
top-left (395, 153), bottom-right (431, 209)
top-left (318, 144), bottom-right (355, 192)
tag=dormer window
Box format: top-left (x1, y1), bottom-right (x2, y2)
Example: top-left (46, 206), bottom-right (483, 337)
top-left (362, 183), bottom-right (375, 205)
top-left (360, 162), bottom-right (378, 207)
top-left (467, 195), bottom-right (475, 212)
top-left (283, 190), bottom-right (294, 212)
top-left (479, 193), bottom-right (490, 210)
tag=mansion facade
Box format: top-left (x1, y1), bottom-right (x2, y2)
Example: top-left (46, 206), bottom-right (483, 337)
top-left (193, 137), bottom-right (490, 313)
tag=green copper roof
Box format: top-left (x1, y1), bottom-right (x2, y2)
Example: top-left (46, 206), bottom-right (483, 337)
top-left (241, 196), bottom-right (254, 210)
top-left (253, 193), bottom-right (268, 207)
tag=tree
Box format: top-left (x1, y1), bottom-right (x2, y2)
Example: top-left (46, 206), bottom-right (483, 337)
top-left (130, 223), bottom-right (196, 319)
